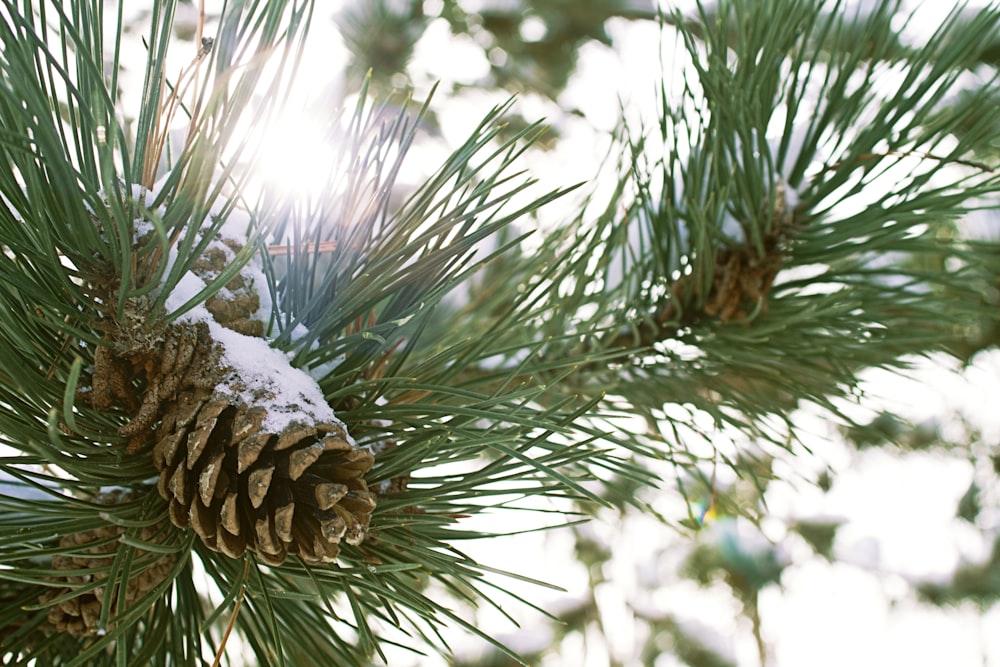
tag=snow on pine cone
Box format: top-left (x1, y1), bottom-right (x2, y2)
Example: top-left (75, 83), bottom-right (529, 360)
top-left (135, 224), bottom-right (376, 565)
top-left (153, 389), bottom-right (376, 565)
top-left (188, 235), bottom-right (264, 337)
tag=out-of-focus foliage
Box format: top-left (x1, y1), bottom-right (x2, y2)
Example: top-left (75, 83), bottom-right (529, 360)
top-left (336, 0), bottom-right (657, 98)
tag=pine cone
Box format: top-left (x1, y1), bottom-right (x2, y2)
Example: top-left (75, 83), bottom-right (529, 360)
top-left (154, 392), bottom-right (376, 565)
top-left (189, 238), bottom-right (264, 337)
top-left (40, 491), bottom-right (175, 637)
top-left (92, 226), bottom-right (378, 566)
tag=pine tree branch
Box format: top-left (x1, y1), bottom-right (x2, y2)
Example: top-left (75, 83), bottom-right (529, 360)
top-left (0, 2), bottom-right (657, 664)
top-left (481, 0), bottom-right (1000, 463)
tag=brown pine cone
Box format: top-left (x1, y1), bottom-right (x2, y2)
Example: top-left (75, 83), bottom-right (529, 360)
top-left (189, 237), bottom-right (264, 337)
top-left (40, 491), bottom-right (175, 637)
top-left (89, 227), bottom-right (378, 566)
top-left (154, 391), bottom-right (376, 565)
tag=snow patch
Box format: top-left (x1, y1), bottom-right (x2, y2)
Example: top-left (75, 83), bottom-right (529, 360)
top-left (210, 320), bottom-right (338, 433)
top-left (134, 185), bottom-right (342, 437)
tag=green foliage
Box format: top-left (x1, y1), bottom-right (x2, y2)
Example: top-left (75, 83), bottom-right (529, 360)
top-left (956, 480), bottom-right (981, 524)
top-left (336, 0), bottom-right (658, 99)
top-left (919, 536), bottom-right (1000, 609)
top-left (843, 411), bottom-right (907, 449)
top-left (0, 1), bottom-right (642, 665)
top-left (428, 1), bottom-right (1000, 661)
top-left (336, 0), bottom-right (427, 93)
top-left (3, 0), bottom-right (1000, 665)
top-left (653, 615), bottom-right (738, 667)
top-left (493, 0), bottom-right (1000, 465)
top-left (789, 519), bottom-right (842, 561)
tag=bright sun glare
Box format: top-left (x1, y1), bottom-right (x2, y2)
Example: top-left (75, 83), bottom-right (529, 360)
top-left (242, 12), bottom-right (352, 203)
top-left (251, 111), bottom-right (334, 201)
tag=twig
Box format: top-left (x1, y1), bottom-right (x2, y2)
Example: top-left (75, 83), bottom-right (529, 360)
top-left (820, 149), bottom-right (995, 175)
top-left (211, 583), bottom-right (246, 667)
top-left (267, 240), bottom-right (339, 256)
top-left (141, 11), bottom-right (214, 187)
top-left (748, 591), bottom-right (767, 667)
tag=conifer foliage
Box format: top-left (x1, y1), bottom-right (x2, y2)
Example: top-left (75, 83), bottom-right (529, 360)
top-left (1, 1), bottom-right (999, 666)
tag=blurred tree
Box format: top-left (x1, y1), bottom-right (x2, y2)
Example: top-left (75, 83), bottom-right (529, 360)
top-left (336, 0), bottom-right (658, 98)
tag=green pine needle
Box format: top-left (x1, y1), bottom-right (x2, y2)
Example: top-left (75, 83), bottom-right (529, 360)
top-left (4, 0), bottom-right (1000, 664)
top-left (0, 1), bottom-right (650, 665)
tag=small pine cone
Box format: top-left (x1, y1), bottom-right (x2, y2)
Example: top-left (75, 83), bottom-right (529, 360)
top-left (40, 491), bottom-right (175, 637)
top-left (154, 392), bottom-right (376, 565)
top-left (190, 238), bottom-right (264, 337)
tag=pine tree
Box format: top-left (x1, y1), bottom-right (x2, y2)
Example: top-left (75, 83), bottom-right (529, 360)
top-left (1, 1), bottom-right (999, 666)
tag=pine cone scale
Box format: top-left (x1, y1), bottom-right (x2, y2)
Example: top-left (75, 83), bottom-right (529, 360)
top-left (329, 449), bottom-right (376, 478)
top-left (288, 442), bottom-right (325, 479)
top-left (168, 499), bottom-right (187, 528)
top-left (313, 508), bottom-right (347, 543)
top-left (254, 512), bottom-right (282, 556)
top-left (232, 406), bottom-right (266, 442)
top-left (189, 497), bottom-right (216, 542)
top-left (176, 390), bottom-right (211, 428)
top-left (167, 463), bottom-right (190, 506)
top-left (217, 528), bottom-right (246, 559)
top-left (221, 492), bottom-right (241, 535)
top-left (154, 430), bottom-right (185, 471)
top-left (198, 451), bottom-right (227, 507)
top-left (186, 407), bottom-right (226, 470)
top-left (314, 481), bottom-right (348, 510)
top-left (340, 490), bottom-right (377, 514)
top-left (247, 462), bottom-right (275, 508)
top-left (274, 423), bottom-right (316, 451)
top-left (333, 505), bottom-right (365, 545)
top-left (273, 503), bottom-right (295, 543)
top-left (238, 433), bottom-right (272, 473)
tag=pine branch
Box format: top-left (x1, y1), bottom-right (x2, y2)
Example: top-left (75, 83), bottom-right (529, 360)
top-left (489, 0), bottom-right (1000, 462)
top-left (0, 1), bottom-right (652, 665)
